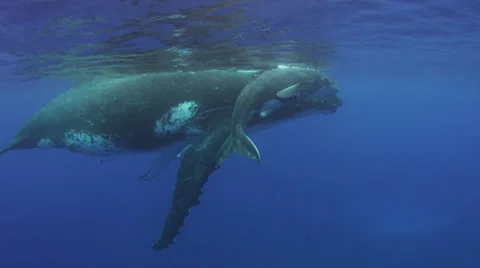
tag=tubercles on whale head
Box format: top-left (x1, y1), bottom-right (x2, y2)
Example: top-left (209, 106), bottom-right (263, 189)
top-left (154, 101), bottom-right (199, 137)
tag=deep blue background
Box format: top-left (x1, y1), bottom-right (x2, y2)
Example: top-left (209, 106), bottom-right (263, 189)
top-left (1, 0), bottom-right (480, 267)
top-left (1, 62), bottom-right (479, 267)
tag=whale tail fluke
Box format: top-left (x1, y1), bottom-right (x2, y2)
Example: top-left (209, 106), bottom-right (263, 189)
top-left (217, 125), bottom-right (261, 167)
top-left (0, 138), bottom-right (23, 157)
top-left (0, 142), bottom-right (16, 156)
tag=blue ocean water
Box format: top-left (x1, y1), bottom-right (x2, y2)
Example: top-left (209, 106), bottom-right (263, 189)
top-left (1, 0), bottom-right (480, 267)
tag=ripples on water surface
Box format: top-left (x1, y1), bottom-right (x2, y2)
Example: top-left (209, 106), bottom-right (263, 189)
top-left (1, 0), bottom-right (335, 81)
top-left (1, 0), bottom-right (478, 81)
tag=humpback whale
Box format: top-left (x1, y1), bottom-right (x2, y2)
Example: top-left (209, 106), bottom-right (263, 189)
top-left (153, 91), bottom-right (343, 251)
top-left (0, 67), bottom-right (342, 251)
top-left (217, 66), bottom-right (339, 166)
top-left (0, 70), bottom-right (264, 158)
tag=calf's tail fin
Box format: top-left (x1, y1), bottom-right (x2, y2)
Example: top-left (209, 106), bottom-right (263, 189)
top-left (216, 125), bottom-right (261, 167)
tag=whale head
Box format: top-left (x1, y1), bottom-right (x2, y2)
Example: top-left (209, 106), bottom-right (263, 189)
top-left (270, 65), bottom-right (340, 101)
top-left (281, 71), bottom-right (340, 100)
top-left (250, 89), bottom-right (343, 127)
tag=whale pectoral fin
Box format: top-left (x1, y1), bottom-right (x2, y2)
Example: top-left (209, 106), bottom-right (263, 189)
top-left (152, 157), bottom-right (208, 250)
top-left (152, 123), bottom-right (230, 251)
top-left (139, 144), bottom-right (193, 181)
top-left (175, 144), bottom-right (193, 159)
top-left (276, 83), bottom-right (301, 99)
top-left (217, 126), bottom-right (261, 167)
top-left (139, 155), bottom-right (174, 181)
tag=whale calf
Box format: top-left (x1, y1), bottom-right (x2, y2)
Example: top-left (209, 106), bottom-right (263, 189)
top-left (217, 66), bottom-right (339, 166)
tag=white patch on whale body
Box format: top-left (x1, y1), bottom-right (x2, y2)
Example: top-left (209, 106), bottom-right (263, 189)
top-left (36, 138), bottom-right (55, 149)
top-left (63, 130), bottom-right (122, 156)
top-left (154, 101), bottom-right (199, 136)
top-left (259, 99), bottom-right (285, 118)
